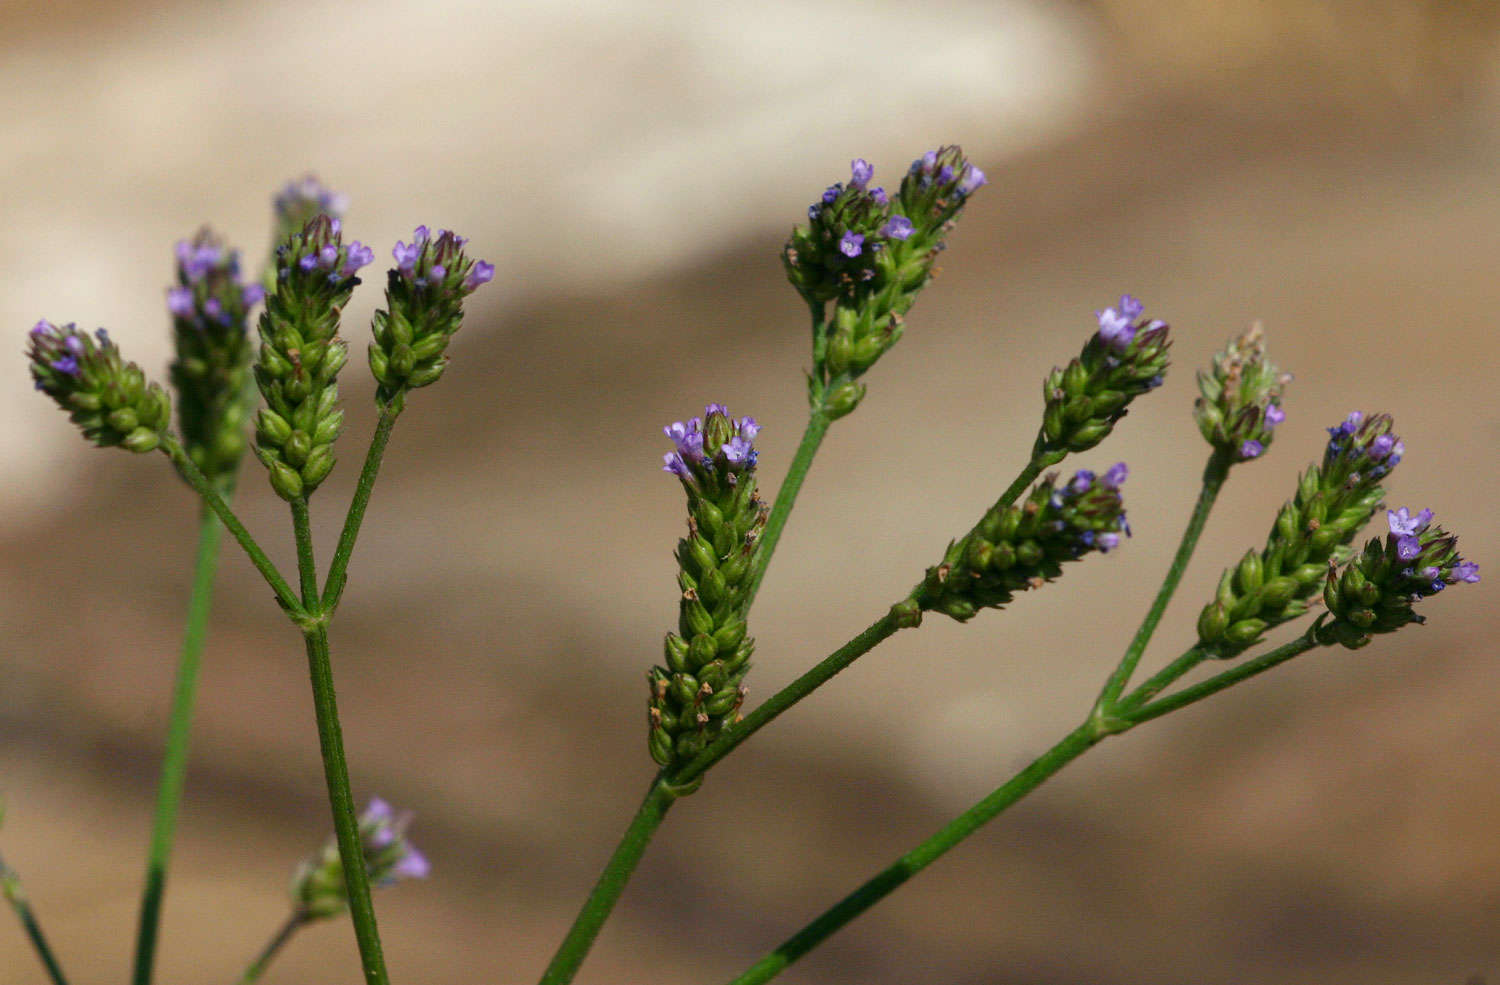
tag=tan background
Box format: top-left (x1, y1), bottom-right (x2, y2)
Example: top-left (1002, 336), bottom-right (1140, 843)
top-left (2, 1), bottom-right (1499, 983)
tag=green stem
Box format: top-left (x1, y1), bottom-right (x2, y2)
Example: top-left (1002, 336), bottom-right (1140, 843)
top-left (1095, 452), bottom-right (1231, 711)
top-left (322, 402), bottom-right (401, 613)
top-left (1115, 645), bottom-right (1208, 715)
top-left (130, 503), bottom-right (225, 985)
top-left (1122, 632), bottom-right (1321, 727)
top-left (675, 611), bottom-right (905, 786)
top-left (742, 410), bottom-right (830, 609)
top-left (1, 867), bottom-right (69, 985)
top-left (237, 912), bottom-right (307, 984)
top-left (536, 779), bottom-right (678, 985)
top-left (291, 499), bottom-right (319, 606)
top-left (302, 626), bottom-right (389, 985)
top-left (291, 499), bottom-right (389, 985)
top-left (160, 437), bottom-right (302, 617)
top-left (723, 722), bottom-right (1101, 985)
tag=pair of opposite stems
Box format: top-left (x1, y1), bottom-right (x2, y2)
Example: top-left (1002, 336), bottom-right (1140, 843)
top-left (109, 405), bottom-right (401, 985)
top-left (541, 422), bottom-right (1322, 985)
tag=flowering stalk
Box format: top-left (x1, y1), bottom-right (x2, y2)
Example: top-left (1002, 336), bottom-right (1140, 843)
top-left (914, 464), bottom-right (1131, 621)
top-left (322, 227), bottom-right (491, 613)
top-left (253, 215), bottom-right (371, 501)
top-left (650, 405), bottom-right (767, 768)
top-left (1034, 295), bottom-right (1171, 468)
top-left (132, 230), bottom-right (265, 985)
top-left (1197, 411), bottom-right (1402, 657)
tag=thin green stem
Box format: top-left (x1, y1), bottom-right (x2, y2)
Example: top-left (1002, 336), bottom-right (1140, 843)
top-left (1095, 452), bottom-right (1231, 711)
top-left (131, 503), bottom-right (225, 985)
top-left (291, 498), bottom-right (389, 985)
top-left (675, 611), bottom-right (905, 786)
top-left (1, 867), bottom-right (69, 985)
top-left (1115, 646), bottom-right (1208, 715)
top-left (742, 410), bottom-right (830, 609)
top-left (322, 402), bottom-right (401, 613)
top-left (1122, 632), bottom-right (1321, 727)
top-left (160, 436), bottom-right (302, 617)
top-left (537, 779), bottom-right (678, 985)
top-left (237, 911), bottom-right (307, 984)
top-left (302, 626), bottom-right (389, 985)
top-left (291, 499), bottom-right (319, 606)
top-left (723, 723), bottom-right (1101, 985)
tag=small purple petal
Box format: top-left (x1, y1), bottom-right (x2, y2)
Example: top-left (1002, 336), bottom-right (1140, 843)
top-left (1454, 560), bottom-right (1480, 583)
top-left (881, 215), bottom-right (914, 241)
top-left (1264, 403), bottom-right (1286, 427)
top-left (50, 355), bottom-right (79, 376)
top-left (870, 187), bottom-right (888, 206)
top-left (464, 260), bottom-right (495, 291)
top-left (298, 254), bottom-right (318, 271)
top-left (167, 287), bottom-right (195, 318)
top-left (241, 283), bottom-right (266, 308)
top-left (1240, 439), bottom-right (1264, 460)
top-left (1102, 462), bottom-right (1128, 489)
top-left (957, 165), bottom-right (987, 195)
top-left (850, 158), bottom-right (873, 189)
top-left (838, 231), bottom-right (864, 258)
top-left (821, 184), bottom-right (842, 205)
top-left (1097, 531), bottom-right (1120, 552)
top-left (738, 416), bottom-right (760, 441)
top-left (1070, 469), bottom-right (1095, 493)
top-left (1395, 535), bottom-right (1422, 562)
top-left (391, 847), bottom-right (430, 880)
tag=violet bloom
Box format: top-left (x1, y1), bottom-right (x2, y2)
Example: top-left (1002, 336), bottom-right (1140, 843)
top-left (957, 165), bottom-right (987, 195)
top-left (1265, 403), bottom-right (1286, 427)
top-left (839, 231), bottom-right (864, 258)
top-left (1070, 469), bottom-right (1095, 493)
top-left (242, 283), bottom-right (266, 308)
top-left (881, 215), bottom-right (914, 241)
top-left (1095, 304), bottom-right (1136, 350)
top-left (1395, 535), bottom-right (1422, 562)
top-left (167, 287), bottom-right (195, 318)
top-left (1102, 462), bottom-right (1128, 488)
top-left (464, 260), bottom-right (495, 292)
top-left (1387, 507), bottom-right (1433, 536)
top-left (1240, 439), bottom-right (1264, 459)
top-left (870, 187), bottom-right (888, 206)
top-left (821, 184), bottom-right (842, 204)
top-left (393, 240), bottom-right (422, 273)
top-left (850, 158), bottom-right (873, 189)
top-left (1454, 560), bottom-right (1481, 583)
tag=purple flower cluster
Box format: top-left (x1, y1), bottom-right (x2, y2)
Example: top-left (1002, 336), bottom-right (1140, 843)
top-left (1094, 294), bottom-right (1167, 355)
top-left (1052, 462), bottom-right (1130, 554)
top-left (167, 234), bottom-right (264, 330)
top-left (294, 219), bottom-right (375, 282)
top-left (391, 226), bottom-right (494, 294)
top-left (274, 174), bottom-right (349, 230)
top-left (359, 797), bottom-right (430, 886)
top-left (1324, 411), bottom-right (1404, 479)
top-left (907, 149), bottom-right (987, 196)
top-left (662, 404), bottom-right (760, 481)
top-left (1387, 507), bottom-right (1479, 596)
top-left (28, 319), bottom-right (90, 383)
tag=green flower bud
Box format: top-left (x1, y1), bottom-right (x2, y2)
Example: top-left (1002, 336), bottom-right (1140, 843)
top-left (1193, 323), bottom-right (1291, 464)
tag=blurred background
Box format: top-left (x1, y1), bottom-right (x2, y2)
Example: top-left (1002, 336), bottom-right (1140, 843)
top-left (3, 0), bottom-right (1499, 982)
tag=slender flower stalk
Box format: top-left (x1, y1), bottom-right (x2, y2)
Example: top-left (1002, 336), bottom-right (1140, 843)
top-left (1, 851), bottom-right (70, 985)
top-left (130, 506), bottom-right (225, 985)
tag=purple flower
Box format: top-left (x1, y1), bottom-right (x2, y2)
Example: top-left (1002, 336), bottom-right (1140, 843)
top-left (1387, 507), bottom-right (1433, 536)
top-left (881, 215), bottom-right (914, 241)
top-left (838, 231), bottom-right (864, 258)
top-left (342, 242), bottom-right (374, 277)
top-left (393, 240), bottom-right (422, 273)
top-left (426, 264), bottom-right (447, 285)
top-left (738, 416), bottom-right (760, 440)
top-left (850, 158), bottom-right (874, 189)
top-left (1240, 439), bottom-right (1264, 459)
top-left (390, 847), bottom-right (430, 881)
top-left (721, 436), bottom-right (753, 465)
top-left (1369, 433), bottom-right (1396, 459)
top-left (957, 165), bottom-right (987, 195)
top-left (821, 184), bottom-right (842, 204)
top-left (1070, 469), bottom-right (1095, 493)
top-left (167, 287), bottom-right (195, 318)
top-left (1102, 462), bottom-right (1128, 489)
top-left (1095, 303), bottom-right (1137, 350)
top-left (663, 452), bottom-right (690, 477)
top-left (1453, 560), bottom-right (1480, 583)
top-left (464, 260), bottom-right (495, 291)
top-left (242, 283), bottom-right (266, 308)
top-left (870, 187), bottom-right (888, 206)
top-left (1265, 403), bottom-right (1286, 427)
top-left (704, 402), bottom-right (728, 417)
top-left (1395, 535), bottom-right (1422, 562)
top-left (203, 297), bottom-right (224, 323)
top-left (50, 355), bottom-right (79, 376)
top-left (1096, 531), bottom-right (1120, 552)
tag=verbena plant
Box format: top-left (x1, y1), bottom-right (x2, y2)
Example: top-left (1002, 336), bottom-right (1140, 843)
top-left (5, 154), bottom-right (1477, 985)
